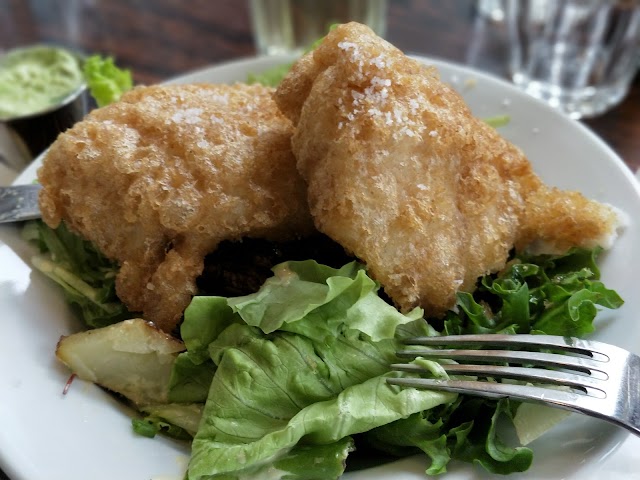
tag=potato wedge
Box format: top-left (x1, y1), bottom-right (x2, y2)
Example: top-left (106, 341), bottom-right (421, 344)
top-left (56, 319), bottom-right (185, 406)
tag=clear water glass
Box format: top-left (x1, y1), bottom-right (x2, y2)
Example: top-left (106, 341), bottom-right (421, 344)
top-left (506, 0), bottom-right (640, 119)
top-left (249, 0), bottom-right (387, 56)
top-left (476, 0), bottom-right (506, 21)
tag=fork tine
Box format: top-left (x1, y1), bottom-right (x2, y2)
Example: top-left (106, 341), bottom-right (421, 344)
top-left (390, 363), bottom-right (606, 394)
top-left (405, 334), bottom-right (607, 357)
top-left (395, 348), bottom-right (606, 375)
top-left (386, 377), bottom-right (593, 411)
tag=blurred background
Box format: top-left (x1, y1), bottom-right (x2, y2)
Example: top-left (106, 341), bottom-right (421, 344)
top-left (1, 0), bottom-right (512, 83)
top-left (1, 0), bottom-right (639, 172)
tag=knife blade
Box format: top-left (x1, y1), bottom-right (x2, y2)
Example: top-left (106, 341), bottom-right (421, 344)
top-left (0, 184), bottom-right (42, 223)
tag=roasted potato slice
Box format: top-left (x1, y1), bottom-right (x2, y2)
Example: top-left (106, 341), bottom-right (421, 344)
top-left (56, 319), bottom-right (185, 406)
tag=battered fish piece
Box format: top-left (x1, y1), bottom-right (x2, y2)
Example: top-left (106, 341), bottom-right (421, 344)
top-left (275, 23), bottom-right (622, 317)
top-left (39, 83), bottom-right (314, 332)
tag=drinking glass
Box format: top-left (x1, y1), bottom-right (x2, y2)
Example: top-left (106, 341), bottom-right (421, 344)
top-left (249, 0), bottom-right (387, 55)
top-left (506, 0), bottom-right (640, 119)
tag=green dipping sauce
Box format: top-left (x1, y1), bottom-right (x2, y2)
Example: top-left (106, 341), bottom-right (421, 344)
top-left (0, 45), bottom-right (85, 120)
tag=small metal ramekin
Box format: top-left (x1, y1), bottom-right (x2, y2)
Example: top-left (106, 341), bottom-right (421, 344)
top-left (0, 45), bottom-right (89, 172)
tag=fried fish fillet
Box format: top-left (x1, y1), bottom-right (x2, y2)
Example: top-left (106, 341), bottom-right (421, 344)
top-left (39, 83), bottom-right (314, 332)
top-left (274, 22), bottom-right (622, 317)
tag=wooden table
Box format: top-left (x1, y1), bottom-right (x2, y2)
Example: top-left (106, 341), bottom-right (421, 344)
top-left (2, 0), bottom-right (639, 173)
top-left (1, 2), bottom-right (639, 479)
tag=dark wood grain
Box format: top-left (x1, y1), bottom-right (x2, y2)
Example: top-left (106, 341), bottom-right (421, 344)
top-left (1, 0), bottom-right (637, 171)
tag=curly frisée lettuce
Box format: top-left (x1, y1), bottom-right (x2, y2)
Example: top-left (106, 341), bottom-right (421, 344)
top-left (23, 220), bottom-right (133, 327)
top-left (441, 247), bottom-right (623, 337)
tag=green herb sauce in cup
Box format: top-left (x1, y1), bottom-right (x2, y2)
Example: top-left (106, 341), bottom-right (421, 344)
top-left (0, 44), bottom-right (87, 168)
top-left (0, 44), bottom-right (85, 120)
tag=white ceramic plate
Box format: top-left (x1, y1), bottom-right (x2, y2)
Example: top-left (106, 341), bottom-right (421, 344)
top-left (1, 55), bottom-right (639, 480)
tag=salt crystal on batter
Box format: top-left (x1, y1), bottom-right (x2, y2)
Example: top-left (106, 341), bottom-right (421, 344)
top-left (384, 111), bottom-right (393, 125)
top-left (370, 54), bottom-right (386, 69)
top-left (371, 76), bottom-right (391, 87)
top-left (409, 99), bottom-right (419, 115)
top-left (338, 41), bottom-right (358, 52)
top-left (351, 90), bottom-right (364, 106)
top-left (172, 108), bottom-right (203, 124)
top-left (393, 107), bottom-right (404, 124)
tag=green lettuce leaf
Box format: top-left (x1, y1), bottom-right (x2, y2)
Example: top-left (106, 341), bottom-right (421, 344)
top-left (23, 220), bottom-right (132, 328)
top-left (247, 25), bottom-right (335, 88)
top-left (266, 438), bottom-right (354, 480)
top-left (226, 261), bottom-right (424, 340)
top-left (422, 247), bottom-right (622, 474)
top-left (171, 260), bottom-right (455, 479)
top-left (247, 63), bottom-right (292, 87)
top-left (190, 353), bottom-right (454, 480)
top-left (83, 54), bottom-right (133, 107)
top-left (453, 398), bottom-right (532, 474)
top-left (483, 114), bottom-right (511, 128)
top-left (361, 394), bottom-right (533, 475)
top-left (134, 403), bottom-right (204, 438)
top-left (132, 415), bottom-right (193, 441)
top-left (168, 353), bottom-right (216, 404)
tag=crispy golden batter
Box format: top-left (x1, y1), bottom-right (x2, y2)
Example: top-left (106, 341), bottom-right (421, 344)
top-left (38, 83), bottom-right (314, 332)
top-left (274, 23), bottom-right (621, 317)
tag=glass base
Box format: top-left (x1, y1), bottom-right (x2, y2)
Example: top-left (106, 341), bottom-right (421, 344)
top-left (512, 73), bottom-right (631, 120)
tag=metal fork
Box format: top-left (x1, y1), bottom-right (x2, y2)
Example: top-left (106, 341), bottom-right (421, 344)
top-left (387, 334), bottom-right (640, 437)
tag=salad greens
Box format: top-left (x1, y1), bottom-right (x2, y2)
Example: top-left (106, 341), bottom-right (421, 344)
top-left (173, 261), bottom-right (455, 479)
top-left (484, 114), bottom-right (511, 128)
top-left (155, 251), bottom-right (620, 479)
top-left (83, 54), bottom-right (133, 107)
top-left (248, 26), bottom-right (332, 87)
top-left (442, 247), bottom-right (622, 337)
top-left (247, 63), bottom-right (292, 88)
top-left (23, 220), bottom-right (132, 328)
